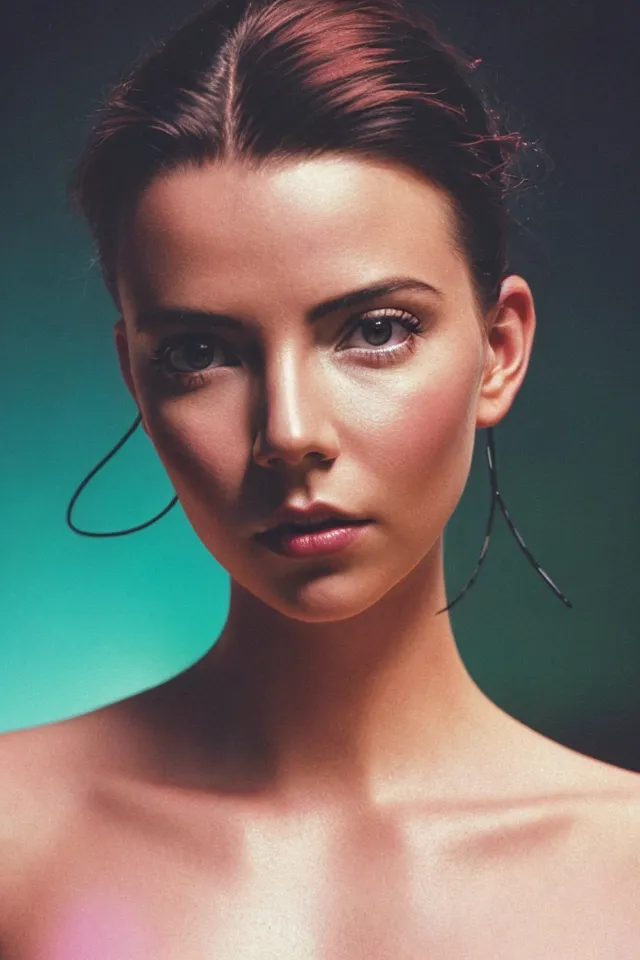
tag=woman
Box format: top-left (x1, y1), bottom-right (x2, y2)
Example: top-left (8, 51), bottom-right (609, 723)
top-left (2, 0), bottom-right (639, 955)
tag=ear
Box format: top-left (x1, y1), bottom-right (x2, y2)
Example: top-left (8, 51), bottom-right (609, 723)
top-left (475, 274), bottom-right (536, 430)
top-left (114, 317), bottom-right (148, 435)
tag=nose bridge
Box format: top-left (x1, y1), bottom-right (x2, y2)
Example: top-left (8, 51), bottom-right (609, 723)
top-left (254, 338), bottom-right (336, 464)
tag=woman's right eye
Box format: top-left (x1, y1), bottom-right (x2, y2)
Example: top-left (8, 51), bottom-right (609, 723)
top-left (150, 335), bottom-right (236, 380)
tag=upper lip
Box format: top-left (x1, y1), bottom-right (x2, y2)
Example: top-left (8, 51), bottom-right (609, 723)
top-left (255, 501), bottom-right (372, 535)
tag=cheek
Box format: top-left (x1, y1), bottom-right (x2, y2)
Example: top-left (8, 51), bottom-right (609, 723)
top-left (356, 362), bottom-right (478, 503)
top-left (142, 399), bottom-right (251, 524)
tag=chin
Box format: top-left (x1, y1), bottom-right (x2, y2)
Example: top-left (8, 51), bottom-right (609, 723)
top-left (236, 560), bottom-right (406, 624)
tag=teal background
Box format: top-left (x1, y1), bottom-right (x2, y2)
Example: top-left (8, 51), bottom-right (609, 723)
top-left (2, 0), bottom-right (638, 768)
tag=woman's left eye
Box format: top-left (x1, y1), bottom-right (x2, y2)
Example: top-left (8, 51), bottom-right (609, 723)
top-left (342, 309), bottom-right (425, 355)
top-left (149, 308), bottom-right (426, 386)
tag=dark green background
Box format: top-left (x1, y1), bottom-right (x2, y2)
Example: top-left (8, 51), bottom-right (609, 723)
top-left (2, 0), bottom-right (638, 767)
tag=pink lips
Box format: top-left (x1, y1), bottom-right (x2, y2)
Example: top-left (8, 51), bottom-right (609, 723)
top-left (256, 519), bottom-right (371, 558)
top-left (256, 500), bottom-right (371, 536)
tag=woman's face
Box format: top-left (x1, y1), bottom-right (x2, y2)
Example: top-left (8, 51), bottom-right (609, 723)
top-left (114, 154), bottom-right (532, 621)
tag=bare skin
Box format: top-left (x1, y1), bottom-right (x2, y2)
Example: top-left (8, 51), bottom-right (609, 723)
top-left (2, 154), bottom-right (639, 957)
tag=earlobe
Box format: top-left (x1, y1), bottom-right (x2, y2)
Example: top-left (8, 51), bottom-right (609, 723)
top-left (475, 275), bottom-right (536, 431)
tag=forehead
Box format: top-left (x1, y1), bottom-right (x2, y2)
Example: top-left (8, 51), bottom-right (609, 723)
top-left (116, 154), bottom-right (468, 313)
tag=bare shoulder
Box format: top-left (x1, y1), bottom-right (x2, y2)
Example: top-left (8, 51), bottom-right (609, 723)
top-left (544, 746), bottom-right (640, 886)
top-left (0, 720), bottom-right (79, 813)
top-left (0, 693), bottom-right (161, 861)
top-left (573, 760), bottom-right (640, 856)
top-left (0, 716), bottom-right (102, 921)
top-left (487, 712), bottom-right (640, 875)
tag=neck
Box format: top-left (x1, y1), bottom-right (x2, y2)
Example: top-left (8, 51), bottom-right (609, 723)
top-left (184, 539), bottom-right (499, 810)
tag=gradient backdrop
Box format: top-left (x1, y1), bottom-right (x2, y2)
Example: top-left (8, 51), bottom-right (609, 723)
top-left (2, 0), bottom-right (639, 769)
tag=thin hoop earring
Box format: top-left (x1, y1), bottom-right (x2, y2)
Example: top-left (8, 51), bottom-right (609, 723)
top-left (66, 413), bottom-right (179, 537)
top-left (65, 416), bottom-right (572, 612)
top-left (436, 428), bottom-right (572, 614)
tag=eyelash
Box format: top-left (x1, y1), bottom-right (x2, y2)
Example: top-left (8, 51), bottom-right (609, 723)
top-left (149, 309), bottom-right (426, 389)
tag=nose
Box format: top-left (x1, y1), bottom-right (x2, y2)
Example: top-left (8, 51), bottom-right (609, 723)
top-left (252, 347), bottom-right (340, 469)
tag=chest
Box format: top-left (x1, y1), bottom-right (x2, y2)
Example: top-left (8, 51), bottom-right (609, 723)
top-left (13, 816), bottom-right (640, 960)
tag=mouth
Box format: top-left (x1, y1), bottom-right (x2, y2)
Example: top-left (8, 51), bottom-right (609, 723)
top-left (270, 517), bottom-right (368, 536)
top-left (254, 517), bottom-right (373, 558)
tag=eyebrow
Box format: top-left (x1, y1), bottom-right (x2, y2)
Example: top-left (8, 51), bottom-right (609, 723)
top-left (133, 276), bottom-right (443, 333)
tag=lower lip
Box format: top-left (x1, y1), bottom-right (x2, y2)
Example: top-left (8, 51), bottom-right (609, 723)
top-left (255, 522), bottom-right (372, 558)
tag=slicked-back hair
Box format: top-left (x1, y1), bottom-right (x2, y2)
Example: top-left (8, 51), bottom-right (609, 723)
top-left (69, 0), bottom-right (532, 325)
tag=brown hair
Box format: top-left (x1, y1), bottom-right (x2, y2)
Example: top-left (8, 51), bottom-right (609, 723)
top-left (68, 0), bottom-right (536, 326)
